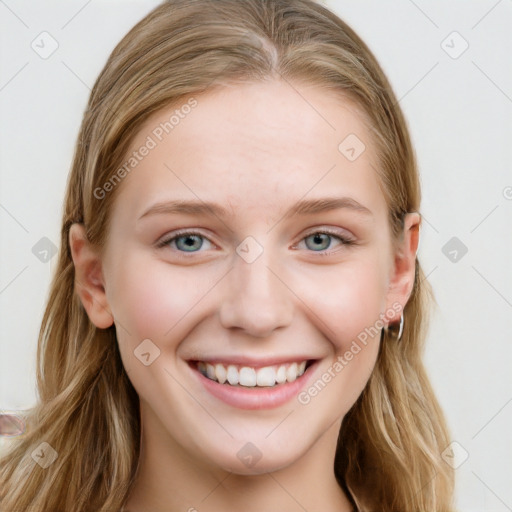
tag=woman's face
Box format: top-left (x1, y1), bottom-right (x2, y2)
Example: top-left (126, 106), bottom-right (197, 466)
top-left (72, 79), bottom-right (418, 475)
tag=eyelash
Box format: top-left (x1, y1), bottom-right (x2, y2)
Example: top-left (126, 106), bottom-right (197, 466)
top-left (155, 228), bottom-right (356, 255)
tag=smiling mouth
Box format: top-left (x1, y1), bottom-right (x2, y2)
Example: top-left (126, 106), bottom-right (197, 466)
top-left (191, 360), bottom-right (314, 388)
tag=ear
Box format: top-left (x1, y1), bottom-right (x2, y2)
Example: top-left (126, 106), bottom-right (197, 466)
top-left (68, 223), bottom-right (114, 329)
top-left (385, 212), bottom-right (420, 324)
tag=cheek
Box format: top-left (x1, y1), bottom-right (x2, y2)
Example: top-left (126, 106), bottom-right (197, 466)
top-left (291, 252), bottom-right (389, 350)
top-left (290, 271), bottom-right (387, 429)
top-left (336, 263), bottom-right (387, 343)
top-left (293, 257), bottom-right (388, 416)
top-left (105, 251), bottom-right (214, 348)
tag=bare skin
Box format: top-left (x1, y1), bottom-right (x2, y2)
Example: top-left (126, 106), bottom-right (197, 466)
top-left (69, 79), bottom-right (419, 511)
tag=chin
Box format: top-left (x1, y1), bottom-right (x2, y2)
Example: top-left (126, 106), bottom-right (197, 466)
top-left (222, 456), bottom-right (297, 476)
top-left (198, 438), bottom-right (308, 476)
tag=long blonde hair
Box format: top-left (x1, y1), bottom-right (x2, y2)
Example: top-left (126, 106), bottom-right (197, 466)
top-left (0, 1), bottom-right (455, 510)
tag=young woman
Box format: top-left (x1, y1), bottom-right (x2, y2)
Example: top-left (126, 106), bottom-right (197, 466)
top-left (0, 0), bottom-right (455, 510)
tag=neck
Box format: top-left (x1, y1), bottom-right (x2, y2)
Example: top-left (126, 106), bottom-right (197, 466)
top-left (124, 402), bottom-right (354, 512)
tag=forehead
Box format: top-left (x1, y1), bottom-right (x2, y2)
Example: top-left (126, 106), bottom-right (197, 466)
top-left (110, 79), bottom-right (386, 225)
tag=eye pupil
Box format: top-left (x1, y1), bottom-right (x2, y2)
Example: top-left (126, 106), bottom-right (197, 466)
top-left (305, 233), bottom-right (331, 251)
top-left (177, 235), bottom-right (203, 251)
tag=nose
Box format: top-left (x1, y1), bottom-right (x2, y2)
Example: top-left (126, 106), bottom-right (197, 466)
top-left (219, 247), bottom-right (294, 337)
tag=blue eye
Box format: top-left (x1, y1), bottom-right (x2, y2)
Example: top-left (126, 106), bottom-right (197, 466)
top-left (175, 234), bottom-right (204, 252)
top-left (299, 231), bottom-right (352, 252)
top-left (304, 233), bottom-right (333, 251)
top-left (157, 232), bottom-right (213, 252)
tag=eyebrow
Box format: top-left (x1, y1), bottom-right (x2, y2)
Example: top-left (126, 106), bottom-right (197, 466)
top-left (285, 197), bottom-right (372, 218)
top-left (137, 196), bottom-right (372, 221)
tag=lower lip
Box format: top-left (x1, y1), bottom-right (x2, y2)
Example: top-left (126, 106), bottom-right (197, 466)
top-left (189, 361), bottom-right (318, 410)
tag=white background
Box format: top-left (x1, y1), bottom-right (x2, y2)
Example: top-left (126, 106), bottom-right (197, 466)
top-left (1, 1), bottom-right (511, 510)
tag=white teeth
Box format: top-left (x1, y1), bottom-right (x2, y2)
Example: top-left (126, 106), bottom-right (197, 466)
top-left (239, 367), bottom-right (257, 387)
top-left (256, 366), bottom-right (276, 387)
top-left (286, 362), bottom-right (298, 382)
top-left (215, 364), bottom-right (227, 384)
top-left (226, 365), bottom-right (239, 385)
top-left (206, 363), bottom-right (216, 380)
top-left (197, 360), bottom-right (310, 387)
top-left (276, 365), bottom-right (287, 384)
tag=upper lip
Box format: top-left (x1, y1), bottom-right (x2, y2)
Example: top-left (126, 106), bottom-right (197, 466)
top-left (187, 356), bottom-right (318, 369)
